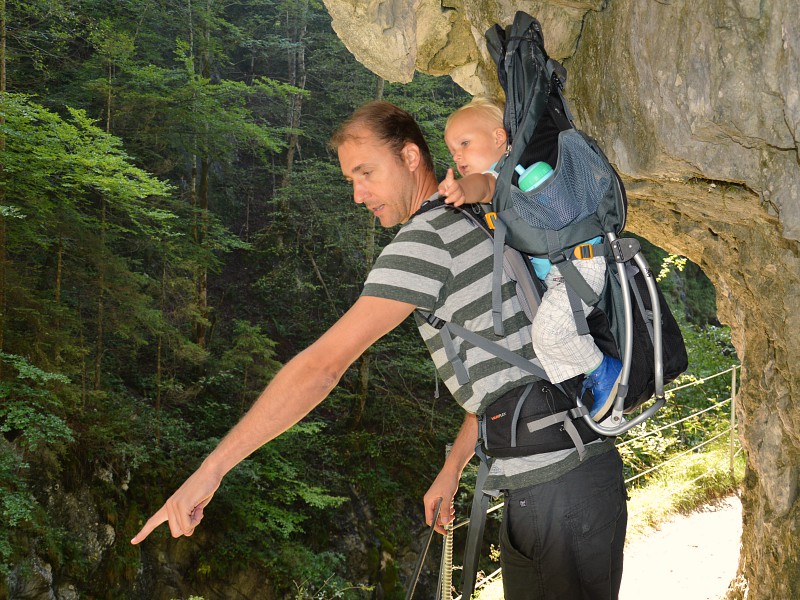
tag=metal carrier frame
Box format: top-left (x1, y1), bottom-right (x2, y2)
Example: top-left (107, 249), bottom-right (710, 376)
top-left (578, 232), bottom-right (666, 437)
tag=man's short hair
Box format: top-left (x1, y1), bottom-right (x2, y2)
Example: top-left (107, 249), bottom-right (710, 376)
top-left (330, 101), bottom-right (435, 173)
top-left (445, 97), bottom-right (505, 131)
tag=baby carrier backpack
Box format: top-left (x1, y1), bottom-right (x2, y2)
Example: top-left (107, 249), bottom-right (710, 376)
top-left (482, 11), bottom-right (687, 430)
top-left (419, 11), bottom-right (688, 598)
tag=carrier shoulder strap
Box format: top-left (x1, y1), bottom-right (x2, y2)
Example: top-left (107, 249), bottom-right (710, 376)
top-left (412, 201), bottom-right (554, 388)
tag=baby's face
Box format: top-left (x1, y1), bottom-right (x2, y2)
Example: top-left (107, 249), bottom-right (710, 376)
top-left (444, 111), bottom-right (507, 177)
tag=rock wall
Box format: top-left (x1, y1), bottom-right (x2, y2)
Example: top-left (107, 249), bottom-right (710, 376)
top-left (322, 0), bottom-right (800, 597)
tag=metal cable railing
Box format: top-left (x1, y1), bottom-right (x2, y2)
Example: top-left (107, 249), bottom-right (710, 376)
top-left (625, 426), bottom-right (732, 484)
top-left (617, 396), bottom-right (731, 449)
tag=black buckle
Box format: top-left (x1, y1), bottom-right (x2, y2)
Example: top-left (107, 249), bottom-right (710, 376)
top-left (569, 406), bottom-right (588, 419)
top-left (548, 250), bottom-right (568, 265)
top-left (424, 313), bottom-right (446, 329)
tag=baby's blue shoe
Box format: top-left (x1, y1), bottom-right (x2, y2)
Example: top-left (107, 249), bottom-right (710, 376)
top-left (582, 356), bottom-right (622, 421)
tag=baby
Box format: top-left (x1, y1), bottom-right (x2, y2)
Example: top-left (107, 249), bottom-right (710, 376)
top-left (439, 97), bottom-right (622, 421)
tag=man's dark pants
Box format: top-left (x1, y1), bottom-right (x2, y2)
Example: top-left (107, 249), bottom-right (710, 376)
top-left (500, 449), bottom-right (627, 600)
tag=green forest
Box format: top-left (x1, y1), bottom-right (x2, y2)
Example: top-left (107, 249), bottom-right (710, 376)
top-left (0, 1), bottom-right (733, 599)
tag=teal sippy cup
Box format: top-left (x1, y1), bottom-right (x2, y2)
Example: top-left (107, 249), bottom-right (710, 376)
top-left (514, 161), bottom-right (554, 192)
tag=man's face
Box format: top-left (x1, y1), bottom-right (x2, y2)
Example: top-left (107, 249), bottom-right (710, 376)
top-left (338, 126), bottom-right (416, 228)
top-left (445, 111), bottom-right (507, 177)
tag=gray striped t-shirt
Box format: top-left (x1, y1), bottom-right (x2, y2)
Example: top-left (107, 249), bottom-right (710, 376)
top-left (361, 204), bottom-right (614, 490)
top-left (363, 205), bottom-right (537, 414)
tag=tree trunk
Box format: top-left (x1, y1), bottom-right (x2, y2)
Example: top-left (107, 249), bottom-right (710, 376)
top-left (53, 235), bottom-right (63, 363)
top-left (281, 0), bottom-right (308, 187)
top-left (349, 211), bottom-right (376, 429)
top-left (155, 258), bottom-right (165, 445)
top-left (190, 0), bottom-right (212, 349)
top-left (240, 364), bottom-right (249, 415)
top-left (0, 0), bottom-right (5, 93)
top-left (79, 305), bottom-right (87, 410)
top-left (349, 75), bottom-right (384, 429)
top-left (0, 0), bottom-right (6, 357)
top-left (94, 198), bottom-right (106, 391)
top-left (105, 59), bottom-right (113, 133)
top-left (194, 155), bottom-right (211, 349)
top-left (55, 237), bottom-right (62, 305)
top-left (304, 247), bottom-right (336, 312)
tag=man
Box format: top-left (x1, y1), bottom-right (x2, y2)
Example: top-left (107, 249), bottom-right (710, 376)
top-left (132, 101), bottom-right (627, 600)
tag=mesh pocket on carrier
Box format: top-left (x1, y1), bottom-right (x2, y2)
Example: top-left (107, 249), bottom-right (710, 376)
top-left (510, 130), bottom-right (613, 231)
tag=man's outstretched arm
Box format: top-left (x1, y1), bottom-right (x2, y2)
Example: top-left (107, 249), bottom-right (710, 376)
top-left (131, 295), bottom-right (416, 544)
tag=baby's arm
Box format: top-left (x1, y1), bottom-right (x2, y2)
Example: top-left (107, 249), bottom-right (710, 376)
top-left (438, 168), bottom-right (496, 206)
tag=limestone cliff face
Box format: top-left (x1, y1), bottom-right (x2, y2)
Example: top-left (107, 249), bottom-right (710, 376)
top-left (322, 0), bottom-right (800, 596)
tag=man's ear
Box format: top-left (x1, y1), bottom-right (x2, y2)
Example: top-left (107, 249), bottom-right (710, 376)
top-left (401, 143), bottom-right (421, 171)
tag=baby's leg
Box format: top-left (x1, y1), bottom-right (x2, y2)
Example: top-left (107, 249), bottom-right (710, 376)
top-left (531, 257), bottom-right (606, 383)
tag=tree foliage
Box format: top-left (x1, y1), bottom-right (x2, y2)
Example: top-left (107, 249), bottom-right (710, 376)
top-left (0, 2), bottom-right (469, 596)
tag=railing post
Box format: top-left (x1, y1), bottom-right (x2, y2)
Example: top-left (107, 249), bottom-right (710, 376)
top-left (729, 366), bottom-right (738, 478)
top-left (437, 443), bottom-right (453, 600)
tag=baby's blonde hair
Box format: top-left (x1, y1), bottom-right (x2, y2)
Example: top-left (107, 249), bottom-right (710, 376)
top-left (445, 97), bottom-right (505, 131)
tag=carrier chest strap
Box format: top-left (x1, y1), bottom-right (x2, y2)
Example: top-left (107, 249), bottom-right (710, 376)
top-left (572, 240), bottom-right (607, 260)
top-left (525, 236), bottom-right (608, 264)
top-left (435, 317), bottom-right (556, 390)
top-left (437, 323), bottom-right (470, 386)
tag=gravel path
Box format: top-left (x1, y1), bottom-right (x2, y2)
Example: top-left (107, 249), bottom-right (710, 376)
top-left (619, 495), bottom-right (743, 600)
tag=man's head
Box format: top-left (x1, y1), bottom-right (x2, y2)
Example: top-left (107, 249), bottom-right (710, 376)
top-left (331, 102), bottom-right (436, 227)
top-left (444, 97), bottom-right (507, 177)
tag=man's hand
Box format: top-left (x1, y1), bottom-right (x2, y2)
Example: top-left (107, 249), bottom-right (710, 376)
top-left (423, 412), bottom-right (478, 535)
top-left (131, 463), bottom-right (222, 544)
top-left (424, 470), bottom-right (460, 535)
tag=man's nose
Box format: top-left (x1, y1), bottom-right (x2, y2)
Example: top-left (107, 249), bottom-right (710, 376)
top-left (353, 180), bottom-right (367, 204)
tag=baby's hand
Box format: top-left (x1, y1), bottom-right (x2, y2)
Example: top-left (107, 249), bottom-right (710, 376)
top-left (438, 168), bottom-right (466, 206)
